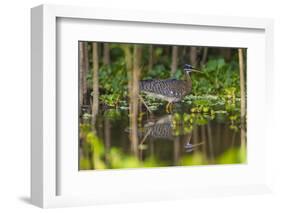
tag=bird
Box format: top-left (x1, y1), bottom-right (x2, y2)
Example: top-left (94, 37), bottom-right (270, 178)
top-left (139, 64), bottom-right (201, 113)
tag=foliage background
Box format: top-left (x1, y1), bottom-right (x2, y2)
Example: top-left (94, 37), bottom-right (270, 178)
top-left (79, 42), bottom-right (247, 170)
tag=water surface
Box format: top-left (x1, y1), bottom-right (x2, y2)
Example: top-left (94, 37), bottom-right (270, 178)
top-left (79, 105), bottom-right (245, 170)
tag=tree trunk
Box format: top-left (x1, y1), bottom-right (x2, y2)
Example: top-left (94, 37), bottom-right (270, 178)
top-left (79, 42), bottom-right (84, 111)
top-left (221, 48), bottom-right (232, 62)
top-left (207, 123), bottom-right (214, 163)
top-left (148, 45), bottom-right (153, 71)
top-left (190, 47), bottom-right (197, 66)
top-left (92, 42), bottom-right (99, 125)
top-left (124, 45), bottom-right (133, 115)
top-left (103, 43), bottom-right (110, 65)
top-left (171, 46), bottom-right (178, 76)
top-left (173, 137), bottom-right (180, 165)
top-left (104, 117), bottom-right (111, 166)
top-left (130, 45), bottom-right (142, 155)
top-left (238, 49), bottom-right (246, 122)
top-left (216, 123), bottom-right (222, 151)
top-left (200, 47), bottom-right (208, 67)
top-left (192, 125), bottom-right (199, 153)
top-left (82, 42), bottom-right (89, 104)
top-left (79, 42), bottom-right (89, 111)
top-left (238, 48), bottom-right (246, 152)
top-left (200, 125), bottom-right (207, 157)
top-left (123, 45), bottom-right (135, 154)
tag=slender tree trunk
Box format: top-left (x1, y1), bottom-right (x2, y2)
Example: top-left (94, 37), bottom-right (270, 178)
top-left (173, 137), bottom-right (180, 165)
top-left (164, 46), bottom-right (170, 57)
top-left (148, 45), bottom-right (153, 71)
top-left (79, 42), bottom-right (84, 111)
top-left (103, 43), bottom-right (111, 165)
top-left (190, 47), bottom-right (197, 66)
top-left (201, 47), bottom-right (208, 67)
top-left (130, 45), bottom-right (142, 155)
top-left (123, 45), bottom-right (137, 155)
top-left (231, 131), bottom-right (237, 148)
top-left (207, 123), bottom-right (214, 163)
top-left (124, 45), bottom-right (133, 120)
top-left (216, 123), bottom-right (222, 151)
top-left (104, 117), bottom-right (111, 166)
top-left (201, 125), bottom-right (207, 157)
top-left (192, 126), bottom-right (199, 145)
top-left (79, 42), bottom-right (89, 112)
top-left (182, 47), bottom-right (187, 65)
top-left (222, 125), bottom-right (228, 150)
top-left (92, 42), bottom-right (99, 125)
top-left (238, 48), bottom-right (246, 155)
top-left (103, 43), bottom-right (110, 65)
top-left (222, 48), bottom-right (232, 62)
top-left (171, 46), bottom-right (178, 76)
top-left (238, 49), bottom-right (246, 123)
top-left (149, 138), bottom-right (154, 157)
top-left (82, 42), bottom-right (89, 104)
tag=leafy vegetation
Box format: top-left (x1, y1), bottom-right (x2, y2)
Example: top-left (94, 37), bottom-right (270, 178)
top-left (79, 42), bottom-right (247, 170)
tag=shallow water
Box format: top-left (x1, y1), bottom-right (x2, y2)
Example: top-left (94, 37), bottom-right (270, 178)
top-left (79, 106), bottom-right (245, 170)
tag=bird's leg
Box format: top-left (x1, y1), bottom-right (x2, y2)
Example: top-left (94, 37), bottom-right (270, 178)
top-left (140, 128), bottom-right (152, 145)
top-left (169, 102), bottom-right (173, 113)
top-left (165, 102), bottom-right (171, 113)
top-left (138, 95), bottom-right (152, 114)
top-left (165, 102), bottom-right (173, 113)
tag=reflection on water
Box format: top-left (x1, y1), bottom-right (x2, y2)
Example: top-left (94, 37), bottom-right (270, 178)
top-left (79, 107), bottom-right (246, 170)
top-left (135, 115), bottom-right (203, 153)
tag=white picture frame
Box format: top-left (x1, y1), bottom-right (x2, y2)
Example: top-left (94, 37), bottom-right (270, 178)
top-left (31, 4), bottom-right (274, 208)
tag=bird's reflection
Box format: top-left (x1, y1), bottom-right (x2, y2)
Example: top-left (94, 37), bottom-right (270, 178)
top-left (127, 114), bottom-right (205, 152)
top-left (141, 115), bottom-right (174, 140)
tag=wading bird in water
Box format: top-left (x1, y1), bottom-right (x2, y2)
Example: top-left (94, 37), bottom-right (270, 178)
top-left (140, 64), bottom-right (201, 113)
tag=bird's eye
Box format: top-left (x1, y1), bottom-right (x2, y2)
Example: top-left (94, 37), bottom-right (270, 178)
top-left (184, 64), bottom-right (192, 69)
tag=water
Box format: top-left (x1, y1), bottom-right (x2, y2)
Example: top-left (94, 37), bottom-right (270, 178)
top-left (79, 106), bottom-right (245, 170)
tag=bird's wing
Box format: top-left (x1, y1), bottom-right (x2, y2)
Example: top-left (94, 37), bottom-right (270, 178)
top-left (140, 79), bottom-right (188, 98)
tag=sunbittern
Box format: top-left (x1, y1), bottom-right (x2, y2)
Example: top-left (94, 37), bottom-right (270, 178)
top-left (140, 64), bottom-right (201, 113)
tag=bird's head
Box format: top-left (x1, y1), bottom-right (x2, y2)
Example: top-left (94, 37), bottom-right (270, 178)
top-left (183, 64), bottom-right (201, 74)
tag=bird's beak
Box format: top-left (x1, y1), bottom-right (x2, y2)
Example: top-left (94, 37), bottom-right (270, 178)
top-left (190, 67), bottom-right (201, 73)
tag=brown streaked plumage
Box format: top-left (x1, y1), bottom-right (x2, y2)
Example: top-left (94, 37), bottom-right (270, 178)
top-left (139, 64), bottom-right (199, 113)
top-left (139, 77), bottom-right (192, 103)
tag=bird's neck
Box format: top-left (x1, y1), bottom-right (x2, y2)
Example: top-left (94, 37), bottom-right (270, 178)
top-left (184, 73), bottom-right (192, 85)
